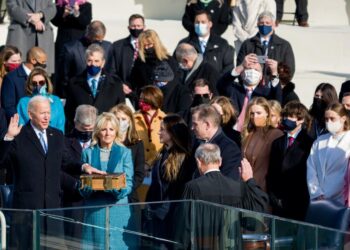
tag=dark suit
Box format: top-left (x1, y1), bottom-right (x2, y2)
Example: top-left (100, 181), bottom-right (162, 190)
top-left (184, 171), bottom-right (268, 211)
top-left (56, 37), bottom-right (112, 97)
top-left (0, 108), bottom-right (6, 140)
top-left (64, 69), bottom-right (125, 131)
top-left (161, 79), bottom-right (192, 115)
top-left (1, 64), bottom-right (28, 120)
top-left (237, 33), bottom-right (295, 78)
top-left (106, 36), bottom-right (135, 86)
top-left (178, 33), bottom-right (234, 75)
top-left (267, 129), bottom-right (313, 221)
top-left (178, 55), bottom-right (220, 95)
top-left (193, 129), bottom-right (241, 180)
top-left (217, 72), bottom-right (282, 115)
top-left (0, 123), bottom-right (82, 248)
top-left (178, 171), bottom-right (268, 249)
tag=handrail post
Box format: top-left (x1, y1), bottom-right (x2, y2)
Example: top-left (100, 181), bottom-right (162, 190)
top-left (0, 211), bottom-right (6, 250)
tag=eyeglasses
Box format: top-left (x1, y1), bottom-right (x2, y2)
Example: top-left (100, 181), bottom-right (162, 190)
top-left (32, 80), bottom-right (46, 86)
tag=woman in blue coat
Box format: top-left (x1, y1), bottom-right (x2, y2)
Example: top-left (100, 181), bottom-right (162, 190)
top-left (17, 67), bottom-right (65, 132)
top-left (81, 112), bottom-right (134, 249)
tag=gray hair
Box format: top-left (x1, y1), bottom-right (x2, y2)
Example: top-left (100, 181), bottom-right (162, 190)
top-left (27, 95), bottom-right (50, 114)
top-left (191, 104), bottom-right (222, 128)
top-left (175, 43), bottom-right (198, 62)
top-left (85, 20), bottom-right (106, 40)
top-left (195, 143), bottom-right (221, 165)
top-left (74, 105), bottom-right (98, 126)
top-left (85, 43), bottom-right (105, 60)
top-left (258, 11), bottom-right (276, 22)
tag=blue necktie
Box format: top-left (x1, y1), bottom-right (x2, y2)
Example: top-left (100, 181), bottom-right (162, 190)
top-left (91, 79), bottom-right (97, 97)
top-left (200, 40), bottom-right (206, 53)
top-left (39, 132), bottom-right (48, 154)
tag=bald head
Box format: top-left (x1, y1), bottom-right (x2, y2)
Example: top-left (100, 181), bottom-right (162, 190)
top-left (26, 47), bottom-right (47, 69)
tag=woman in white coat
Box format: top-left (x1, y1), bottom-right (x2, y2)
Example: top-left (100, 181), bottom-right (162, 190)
top-left (307, 102), bottom-right (350, 203)
top-left (231, 0), bottom-right (276, 54)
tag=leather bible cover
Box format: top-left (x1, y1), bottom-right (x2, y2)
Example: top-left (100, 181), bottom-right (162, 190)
top-left (80, 173), bottom-right (126, 190)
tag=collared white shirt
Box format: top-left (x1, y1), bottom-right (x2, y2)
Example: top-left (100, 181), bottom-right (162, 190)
top-left (87, 74), bottom-right (100, 91)
top-left (22, 64), bottom-right (31, 76)
top-left (204, 169), bottom-right (220, 175)
top-left (30, 122), bottom-right (48, 148)
top-left (130, 36), bottom-right (138, 50)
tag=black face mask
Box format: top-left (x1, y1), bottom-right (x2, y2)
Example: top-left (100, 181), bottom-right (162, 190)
top-left (347, 110), bottom-right (350, 117)
top-left (281, 118), bottom-right (297, 132)
top-left (72, 128), bottom-right (92, 143)
top-left (191, 94), bottom-right (210, 107)
top-left (129, 28), bottom-right (143, 38)
top-left (144, 47), bottom-right (156, 59)
top-left (311, 97), bottom-right (327, 120)
top-left (34, 62), bottom-right (47, 69)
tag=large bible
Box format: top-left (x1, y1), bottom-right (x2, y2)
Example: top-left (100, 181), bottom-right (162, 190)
top-left (80, 173), bottom-right (126, 191)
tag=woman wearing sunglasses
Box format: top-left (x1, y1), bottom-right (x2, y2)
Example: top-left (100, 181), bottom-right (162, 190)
top-left (17, 67), bottom-right (65, 132)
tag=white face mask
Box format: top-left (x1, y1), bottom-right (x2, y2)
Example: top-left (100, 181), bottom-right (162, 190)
top-left (326, 120), bottom-right (343, 135)
top-left (194, 23), bottom-right (209, 37)
top-left (243, 69), bottom-right (261, 86)
top-left (119, 119), bottom-right (130, 134)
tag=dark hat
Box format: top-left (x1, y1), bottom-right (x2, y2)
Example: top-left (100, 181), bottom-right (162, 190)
top-left (152, 61), bottom-right (174, 82)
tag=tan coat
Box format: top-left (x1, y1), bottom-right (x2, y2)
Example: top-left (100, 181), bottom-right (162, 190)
top-left (242, 128), bottom-right (283, 192)
top-left (134, 109), bottom-right (166, 167)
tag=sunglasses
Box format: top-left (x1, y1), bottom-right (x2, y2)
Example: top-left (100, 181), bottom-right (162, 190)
top-left (194, 94), bottom-right (210, 99)
top-left (32, 80), bottom-right (46, 86)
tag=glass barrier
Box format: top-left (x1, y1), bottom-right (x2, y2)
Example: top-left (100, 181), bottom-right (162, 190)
top-left (0, 200), bottom-right (349, 249)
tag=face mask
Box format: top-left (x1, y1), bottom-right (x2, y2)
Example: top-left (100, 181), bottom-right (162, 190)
top-left (119, 119), bottom-right (130, 134)
top-left (326, 120), bottom-right (343, 135)
top-left (33, 85), bottom-right (47, 96)
top-left (5, 62), bottom-right (20, 72)
top-left (312, 98), bottom-right (327, 120)
top-left (72, 128), bottom-right (92, 143)
top-left (145, 47), bottom-right (155, 57)
top-left (34, 62), bottom-right (47, 69)
top-left (199, 0), bottom-right (213, 6)
top-left (253, 117), bottom-right (266, 127)
top-left (87, 65), bottom-right (101, 76)
top-left (281, 118), bottom-right (297, 132)
top-left (194, 23), bottom-right (208, 37)
top-left (243, 69), bottom-right (261, 86)
top-left (129, 28), bottom-right (143, 38)
top-left (191, 94), bottom-right (210, 107)
top-left (155, 81), bottom-right (167, 88)
top-left (258, 25), bottom-right (273, 36)
top-left (139, 100), bottom-right (152, 112)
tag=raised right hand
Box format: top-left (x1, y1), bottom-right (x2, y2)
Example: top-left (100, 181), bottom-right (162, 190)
top-left (6, 114), bottom-right (22, 138)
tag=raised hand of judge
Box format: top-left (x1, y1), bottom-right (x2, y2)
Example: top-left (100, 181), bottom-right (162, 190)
top-left (6, 114), bottom-right (23, 139)
top-left (240, 158), bottom-right (253, 182)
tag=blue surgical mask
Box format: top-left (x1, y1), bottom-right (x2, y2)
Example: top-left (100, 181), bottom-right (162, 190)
top-left (258, 25), bottom-right (273, 36)
top-left (33, 85), bottom-right (47, 96)
top-left (155, 81), bottom-right (167, 88)
top-left (87, 65), bottom-right (101, 76)
top-left (194, 23), bottom-right (209, 37)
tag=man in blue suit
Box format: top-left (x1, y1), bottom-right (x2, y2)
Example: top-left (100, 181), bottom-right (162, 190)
top-left (1, 47), bottom-right (47, 121)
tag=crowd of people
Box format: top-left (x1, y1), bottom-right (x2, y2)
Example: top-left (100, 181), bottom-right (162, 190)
top-left (3, 0), bottom-right (350, 248)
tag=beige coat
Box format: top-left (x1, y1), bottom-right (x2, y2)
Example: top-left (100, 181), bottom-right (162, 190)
top-left (134, 109), bottom-right (166, 167)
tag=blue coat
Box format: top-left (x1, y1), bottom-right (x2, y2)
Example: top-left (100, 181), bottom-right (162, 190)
top-left (81, 143), bottom-right (134, 249)
top-left (17, 94), bottom-right (65, 133)
top-left (0, 65), bottom-right (27, 120)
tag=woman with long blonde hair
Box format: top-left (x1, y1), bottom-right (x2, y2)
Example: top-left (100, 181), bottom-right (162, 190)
top-left (241, 97), bottom-right (283, 191)
top-left (130, 29), bottom-right (179, 93)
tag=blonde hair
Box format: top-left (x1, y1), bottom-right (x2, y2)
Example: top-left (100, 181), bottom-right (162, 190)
top-left (138, 30), bottom-right (170, 62)
top-left (91, 112), bottom-right (122, 147)
top-left (110, 103), bottom-right (140, 145)
top-left (268, 100), bottom-right (282, 127)
top-left (210, 96), bottom-right (237, 126)
top-left (242, 97), bottom-right (272, 145)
